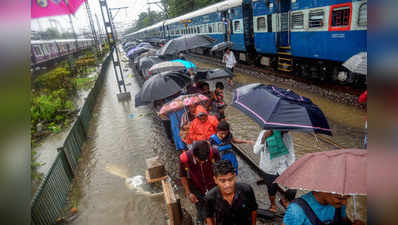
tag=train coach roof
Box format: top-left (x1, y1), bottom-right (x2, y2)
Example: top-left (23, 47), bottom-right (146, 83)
top-left (124, 21), bottom-right (164, 38)
top-left (165, 0), bottom-right (242, 25)
top-left (31, 39), bottom-right (93, 44)
top-left (126, 0), bottom-right (242, 37)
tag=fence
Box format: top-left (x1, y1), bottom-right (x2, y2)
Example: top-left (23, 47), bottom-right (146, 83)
top-left (31, 53), bottom-right (112, 225)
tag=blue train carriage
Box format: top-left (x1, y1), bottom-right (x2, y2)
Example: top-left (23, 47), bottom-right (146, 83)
top-left (251, 0), bottom-right (279, 67)
top-left (163, 0), bottom-right (245, 56)
top-left (289, 0), bottom-right (367, 83)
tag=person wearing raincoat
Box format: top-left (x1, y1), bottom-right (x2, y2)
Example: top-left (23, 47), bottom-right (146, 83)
top-left (253, 130), bottom-right (296, 212)
top-left (185, 105), bottom-right (219, 145)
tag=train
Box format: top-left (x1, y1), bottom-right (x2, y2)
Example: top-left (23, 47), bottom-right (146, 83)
top-left (31, 39), bottom-right (96, 67)
top-left (125, 0), bottom-right (367, 86)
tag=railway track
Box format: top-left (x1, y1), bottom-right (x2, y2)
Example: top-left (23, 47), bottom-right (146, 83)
top-left (187, 52), bottom-right (363, 96)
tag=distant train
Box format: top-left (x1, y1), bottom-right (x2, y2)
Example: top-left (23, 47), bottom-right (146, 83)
top-left (125, 0), bottom-right (367, 85)
top-left (31, 39), bottom-right (95, 66)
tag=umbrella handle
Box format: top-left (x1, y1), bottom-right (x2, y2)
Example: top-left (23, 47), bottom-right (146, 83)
top-left (353, 195), bottom-right (357, 221)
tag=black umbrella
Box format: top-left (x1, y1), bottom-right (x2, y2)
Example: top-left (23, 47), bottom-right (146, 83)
top-left (210, 41), bottom-right (234, 52)
top-left (138, 56), bottom-right (165, 79)
top-left (135, 71), bottom-right (191, 107)
top-left (232, 83), bottom-right (332, 135)
top-left (157, 34), bottom-right (216, 56)
top-left (195, 68), bottom-right (233, 81)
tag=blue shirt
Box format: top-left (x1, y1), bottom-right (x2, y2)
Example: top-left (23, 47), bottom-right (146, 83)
top-left (171, 59), bottom-right (196, 70)
top-left (283, 192), bottom-right (346, 225)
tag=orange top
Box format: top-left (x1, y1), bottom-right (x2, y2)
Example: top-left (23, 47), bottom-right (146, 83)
top-left (185, 105), bottom-right (219, 144)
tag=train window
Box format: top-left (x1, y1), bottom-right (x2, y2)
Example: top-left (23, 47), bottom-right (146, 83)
top-left (218, 23), bottom-right (225, 33)
top-left (358, 3), bottom-right (367, 26)
top-left (33, 46), bottom-right (43, 56)
top-left (197, 26), bottom-right (200, 33)
top-left (234, 20), bottom-right (241, 32)
top-left (291, 12), bottom-right (304, 29)
top-left (331, 7), bottom-right (350, 27)
top-left (309, 10), bottom-right (324, 28)
top-left (257, 17), bottom-right (266, 31)
top-left (208, 24), bottom-right (213, 33)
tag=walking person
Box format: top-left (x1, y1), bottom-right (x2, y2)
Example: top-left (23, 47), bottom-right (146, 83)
top-left (209, 121), bottom-right (253, 174)
top-left (205, 160), bottom-right (258, 225)
top-left (222, 48), bottom-right (236, 86)
top-left (253, 130), bottom-right (296, 212)
top-left (180, 141), bottom-right (220, 224)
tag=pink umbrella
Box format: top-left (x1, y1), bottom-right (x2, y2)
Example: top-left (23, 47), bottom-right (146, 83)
top-left (32, 0), bottom-right (86, 19)
top-left (274, 149), bottom-right (367, 195)
top-left (159, 94), bottom-right (209, 116)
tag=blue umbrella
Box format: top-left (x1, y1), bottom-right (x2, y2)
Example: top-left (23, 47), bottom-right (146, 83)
top-left (232, 83), bottom-right (332, 135)
top-left (170, 59), bottom-right (196, 70)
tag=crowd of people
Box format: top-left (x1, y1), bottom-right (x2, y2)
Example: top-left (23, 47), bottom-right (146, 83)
top-left (150, 50), bottom-right (364, 225)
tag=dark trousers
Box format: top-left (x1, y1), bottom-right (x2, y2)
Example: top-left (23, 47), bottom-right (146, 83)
top-left (262, 173), bottom-right (296, 201)
top-left (189, 184), bottom-right (207, 224)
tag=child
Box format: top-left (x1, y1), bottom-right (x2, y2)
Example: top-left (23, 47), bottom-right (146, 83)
top-left (209, 121), bottom-right (253, 174)
top-left (212, 82), bottom-right (224, 104)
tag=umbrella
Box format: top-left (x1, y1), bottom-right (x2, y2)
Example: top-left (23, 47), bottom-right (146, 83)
top-left (275, 149), bottom-right (367, 195)
top-left (159, 94), bottom-right (209, 115)
top-left (210, 41), bottom-right (234, 52)
top-left (232, 83), bottom-right (332, 135)
top-left (138, 56), bottom-right (165, 79)
top-left (194, 68), bottom-right (233, 81)
top-left (343, 52), bottom-right (367, 75)
top-left (149, 61), bottom-right (187, 75)
top-left (32, 0), bottom-right (85, 18)
top-left (135, 72), bottom-right (191, 107)
top-left (157, 34), bottom-right (217, 56)
top-left (127, 47), bottom-right (151, 58)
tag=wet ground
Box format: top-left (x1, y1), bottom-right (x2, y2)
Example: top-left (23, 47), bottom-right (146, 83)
top-left (65, 50), bottom-right (366, 225)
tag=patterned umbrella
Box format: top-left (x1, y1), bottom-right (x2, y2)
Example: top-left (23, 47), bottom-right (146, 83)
top-left (159, 94), bottom-right (209, 115)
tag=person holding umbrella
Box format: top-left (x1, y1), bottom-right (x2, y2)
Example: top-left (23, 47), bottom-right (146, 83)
top-left (222, 48), bottom-right (236, 86)
top-left (253, 129), bottom-right (296, 212)
top-left (278, 149), bottom-right (367, 225)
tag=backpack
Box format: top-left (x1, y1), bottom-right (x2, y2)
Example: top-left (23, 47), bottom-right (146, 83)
top-left (292, 198), bottom-right (351, 225)
top-left (180, 147), bottom-right (215, 174)
top-left (266, 130), bottom-right (289, 159)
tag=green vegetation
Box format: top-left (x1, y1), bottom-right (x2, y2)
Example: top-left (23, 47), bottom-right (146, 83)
top-left (31, 47), bottom-right (109, 183)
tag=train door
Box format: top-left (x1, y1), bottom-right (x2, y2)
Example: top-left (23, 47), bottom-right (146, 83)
top-left (221, 11), bottom-right (231, 42)
top-left (242, 0), bottom-right (255, 54)
top-left (275, 0), bottom-right (291, 47)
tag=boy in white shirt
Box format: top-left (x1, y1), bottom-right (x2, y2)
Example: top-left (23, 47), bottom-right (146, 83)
top-left (222, 48), bottom-right (236, 86)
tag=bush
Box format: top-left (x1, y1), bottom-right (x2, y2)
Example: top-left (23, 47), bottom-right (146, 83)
top-left (31, 89), bottom-right (75, 132)
top-left (34, 67), bottom-right (76, 94)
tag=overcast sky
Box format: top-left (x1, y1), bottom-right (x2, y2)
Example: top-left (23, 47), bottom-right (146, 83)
top-left (31, 0), bottom-right (161, 34)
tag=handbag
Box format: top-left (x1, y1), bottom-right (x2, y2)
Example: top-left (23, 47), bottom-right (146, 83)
top-left (266, 130), bottom-right (289, 159)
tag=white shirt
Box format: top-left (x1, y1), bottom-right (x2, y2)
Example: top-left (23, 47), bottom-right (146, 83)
top-left (222, 51), bottom-right (237, 69)
top-left (253, 130), bottom-right (296, 175)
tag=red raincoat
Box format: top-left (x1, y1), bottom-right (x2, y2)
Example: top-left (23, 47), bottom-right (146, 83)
top-left (185, 105), bottom-right (219, 144)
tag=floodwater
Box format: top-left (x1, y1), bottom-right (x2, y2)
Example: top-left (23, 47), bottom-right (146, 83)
top-left (68, 60), bottom-right (171, 225)
top-left (65, 52), bottom-right (366, 225)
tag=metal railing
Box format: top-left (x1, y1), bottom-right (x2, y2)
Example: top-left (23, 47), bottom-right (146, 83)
top-left (31, 53), bottom-right (111, 225)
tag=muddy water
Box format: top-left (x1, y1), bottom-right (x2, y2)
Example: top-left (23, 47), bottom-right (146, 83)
top-left (68, 61), bottom-right (172, 225)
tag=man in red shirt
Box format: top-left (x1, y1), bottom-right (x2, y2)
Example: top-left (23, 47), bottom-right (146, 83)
top-left (180, 141), bottom-right (220, 224)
